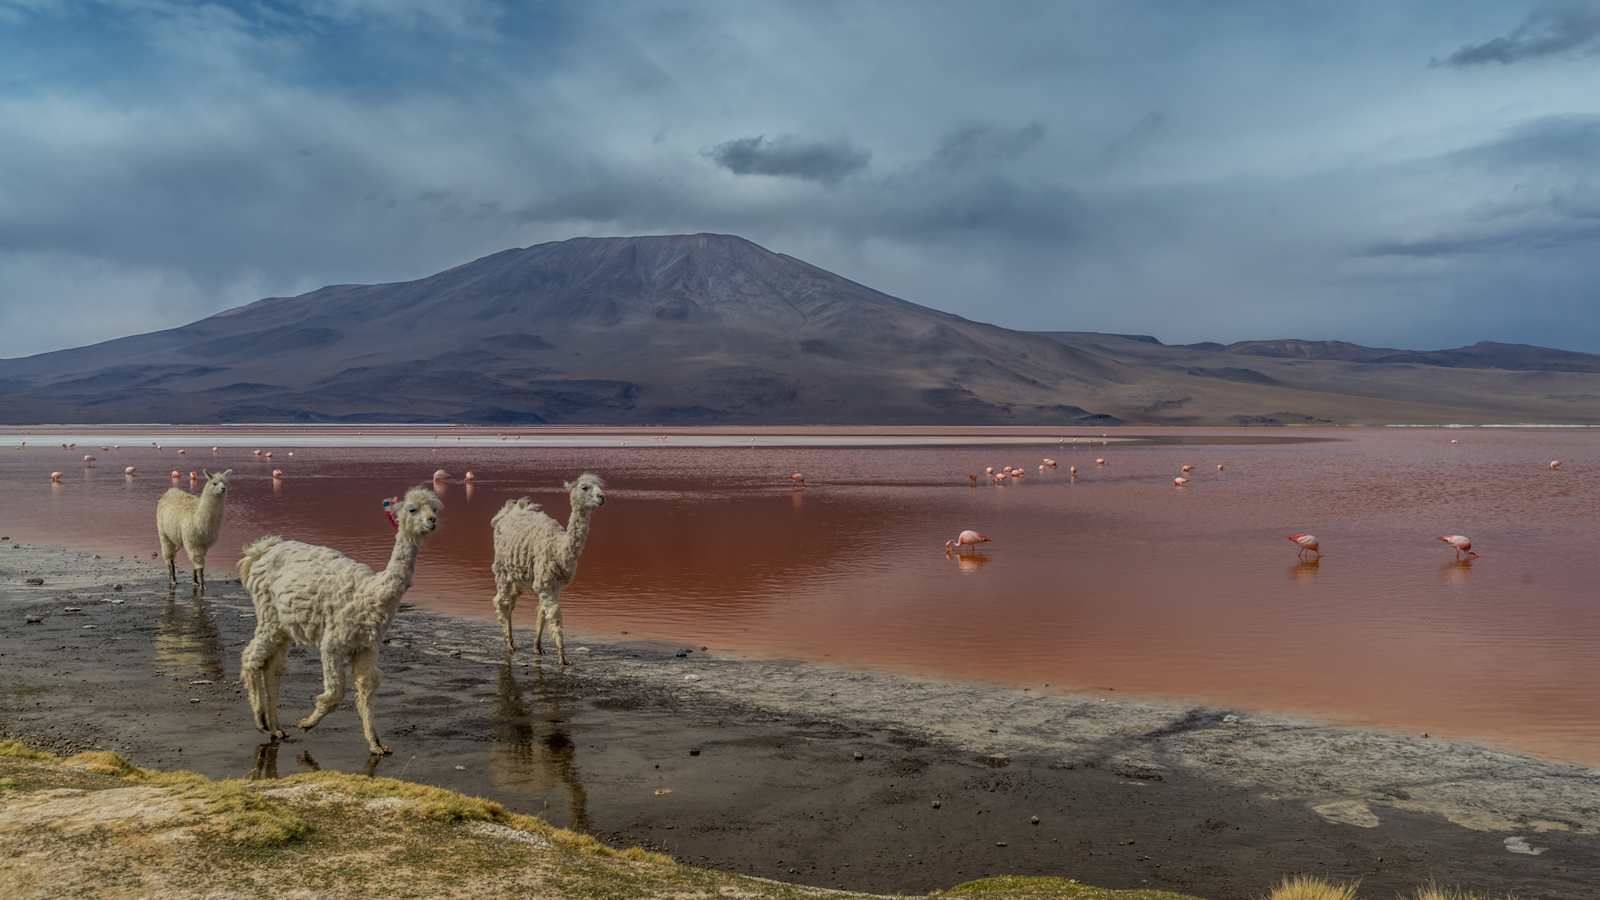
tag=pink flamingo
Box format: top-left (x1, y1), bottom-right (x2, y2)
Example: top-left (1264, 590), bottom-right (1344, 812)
top-left (252, 449), bottom-right (262, 456)
top-left (49, 471), bottom-right (62, 483)
top-left (272, 468), bottom-right (285, 479)
top-left (433, 468), bottom-right (451, 481)
top-left (944, 529), bottom-right (991, 552)
top-left (1217, 463), bottom-right (1225, 472)
top-left (82, 455), bottom-right (96, 466)
top-left (464, 470), bottom-right (476, 482)
top-left (1439, 535), bottom-right (1479, 560)
top-left (189, 471), bottom-right (199, 482)
top-left (967, 473), bottom-right (978, 484)
top-left (1173, 476), bottom-right (1189, 487)
top-left (788, 472), bottom-right (805, 487)
top-left (1180, 464), bottom-right (1194, 473)
top-left (262, 451), bottom-right (273, 459)
top-left (123, 466), bottom-right (137, 476)
top-left (169, 469), bottom-right (181, 479)
top-left (985, 466), bottom-right (994, 475)
top-left (1286, 533), bottom-right (1320, 559)
top-left (1550, 460), bottom-right (1562, 471)
top-left (177, 448), bottom-right (187, 456)
top-left (1095, 457), bottom-right (1106, 466)
top-left (211, 446), bottom-right (220, 453)
top-left (1069, 465), bottom-right (1078, 476)
top-left (1042, 457), bottom-right (1057, 468)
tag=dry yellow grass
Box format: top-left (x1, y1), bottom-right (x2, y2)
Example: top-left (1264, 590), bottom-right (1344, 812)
top-left (1268, 876), bottom-right (1360, 900)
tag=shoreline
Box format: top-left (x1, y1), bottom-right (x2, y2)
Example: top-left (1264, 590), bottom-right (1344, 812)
top-left (4, 542), bottom-right (1598, 897)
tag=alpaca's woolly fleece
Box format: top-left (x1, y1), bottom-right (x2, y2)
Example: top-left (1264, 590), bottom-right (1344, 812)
top-left (239, 486), bottom-right (441, 755)
top-left (155, 469), bottom-right (231, 591)
top-left (490, 473), bottom-right (606, 664)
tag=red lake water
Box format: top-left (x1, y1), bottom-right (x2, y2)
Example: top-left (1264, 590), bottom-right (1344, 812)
top-left (3, 426), bottom-right (1597, 765)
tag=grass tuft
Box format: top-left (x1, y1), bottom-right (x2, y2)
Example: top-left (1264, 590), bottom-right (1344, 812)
top-left (1266, 876), bottom-right (1360, 900)
top-left (0, 740), bottom-right (55, 761)
top-left (62, 750), bottom-right (142, 777)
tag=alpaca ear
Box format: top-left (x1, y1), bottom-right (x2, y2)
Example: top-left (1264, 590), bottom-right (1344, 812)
top-left (221, 469), bottom-right (233, 477)
top-left (202, 468), bottom-right (211, 479)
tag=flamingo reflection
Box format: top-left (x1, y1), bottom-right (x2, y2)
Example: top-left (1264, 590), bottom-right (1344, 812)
top-left (1441, 559), bottom-right (1474, 585)
top-left (1289, 558), bottom-right (1320, 581)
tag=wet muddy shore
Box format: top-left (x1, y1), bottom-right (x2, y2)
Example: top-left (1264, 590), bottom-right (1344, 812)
top-left (3, 542), bottom-right (1598, 899)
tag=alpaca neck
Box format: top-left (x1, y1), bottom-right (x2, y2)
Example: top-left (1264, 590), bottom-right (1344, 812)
top-left (368, 531), bottom-right (423, 619)
top-left (194, 489), bottom-right (225, 534)
top-left (559, 505), bottom-right (593, 571)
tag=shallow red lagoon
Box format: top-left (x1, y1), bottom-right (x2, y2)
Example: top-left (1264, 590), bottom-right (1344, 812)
top-left (4, 426), bottom-right (1598, 764)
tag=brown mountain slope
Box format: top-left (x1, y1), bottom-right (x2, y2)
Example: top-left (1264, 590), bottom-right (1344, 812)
top-left (1, 234), bottom-right (1597, 424)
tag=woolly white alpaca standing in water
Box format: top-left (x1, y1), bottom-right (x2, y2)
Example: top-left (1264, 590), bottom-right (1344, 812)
top-left (238, 486), bottom-right (441, 755)
top-left (490, 473), bottom-right (606, 665)
top-left (155, 468), bottom-right (232, 593)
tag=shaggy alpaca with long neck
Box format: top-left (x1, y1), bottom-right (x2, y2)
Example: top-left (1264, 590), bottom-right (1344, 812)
top-left (155, 468), bottom-right (232, 592)
top-left (238, 486), bottom-right (441, 755)
top-left (490, 473), bottom-right (606, 665)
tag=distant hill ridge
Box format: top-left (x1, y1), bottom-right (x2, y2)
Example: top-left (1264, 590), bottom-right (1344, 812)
top-left (2, 233), bottom-right (1598, 424)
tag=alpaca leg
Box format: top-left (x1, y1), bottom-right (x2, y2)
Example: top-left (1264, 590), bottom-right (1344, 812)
top-left (160, 535), bottom-right (178, 586)
top-left (241, 630), bottom-right (287, 737)
top-left (541, 592), bottom-right (569, 666)
top-left (298, 648), bottom-right (348, 730)
top-left (263, 647), bottom-right (289, 738)
top-left (352, 649), bottom-right (390, 756)
top-left (188, 542), bottom-right (207, 594)
top-left (532, 591), bottom-right (549, 657)
top-left (492, 574), bottom-right (521, 653)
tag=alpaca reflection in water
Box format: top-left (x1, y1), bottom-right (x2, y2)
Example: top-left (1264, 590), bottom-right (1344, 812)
top-left (249, 742), bottom-right (379, 780)
top-left (154, 594), bottom-right (224, 681)
top-left (489, 661), bottom-right (589, 832)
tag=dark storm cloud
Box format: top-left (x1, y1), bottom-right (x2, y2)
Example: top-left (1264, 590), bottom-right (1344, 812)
top-left (1434, 4), bottom-right (1600, 67)
top-left (1447, 114), bottom-right (1600, 167)
top-left (705, 135), bottom-right (870, 184)
top-left (930, 122), bottom-right (1046, 170)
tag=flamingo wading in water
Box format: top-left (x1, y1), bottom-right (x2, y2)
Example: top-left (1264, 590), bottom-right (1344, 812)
top-left (945, 530), bottom-right (991, 552)
top-left (1439, 534), bottom-right (1479, 560)
top-left (1286, 533), bottom-right (1320, 559)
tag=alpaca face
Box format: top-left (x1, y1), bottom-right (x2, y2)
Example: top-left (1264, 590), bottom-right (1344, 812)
top-left (396, 487), bottom-right (443, 538)
top-left (565, 473), bottom-right (606, 510)
top-left (203, 468), bottom-right (232, 497)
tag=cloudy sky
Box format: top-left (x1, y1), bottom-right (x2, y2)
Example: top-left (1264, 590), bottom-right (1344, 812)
top-left (2, 0), bottom-right (1598, 357)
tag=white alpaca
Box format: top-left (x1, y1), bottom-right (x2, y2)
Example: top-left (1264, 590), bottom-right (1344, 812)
top-left (490, 473), bottom-right (606, 665)
top-left (238, 486), bottom-right (441, 755)
top-left (155, 468), bottom-right (232, 593)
